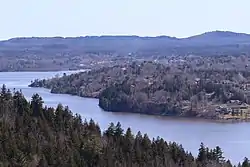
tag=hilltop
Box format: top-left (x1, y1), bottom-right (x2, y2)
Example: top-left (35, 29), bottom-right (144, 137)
top-left (183, 31), bottom-right (250, 45)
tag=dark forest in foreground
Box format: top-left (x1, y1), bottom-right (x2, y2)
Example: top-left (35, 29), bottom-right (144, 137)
top-left (0, 85), bottom-right (249, 167)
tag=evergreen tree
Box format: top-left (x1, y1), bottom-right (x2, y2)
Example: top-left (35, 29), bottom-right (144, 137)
top-left (114, 122), bottom-right (124, 137)
top-left (197, 143), bottom-right (207, 163)
top-left (1, 84), bottom-right (7, 96)
top-left (0, 88), bottom-right (242, 167)
top-left (30, 93), bottom-right (44, 117)
top-left (214, 146), bottom-right (224, 162)
top-left (242, 158), bottom-right (250, 167)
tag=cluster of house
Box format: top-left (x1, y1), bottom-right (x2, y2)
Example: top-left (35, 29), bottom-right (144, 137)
top-left (215, 100), bottom-right (250, 119)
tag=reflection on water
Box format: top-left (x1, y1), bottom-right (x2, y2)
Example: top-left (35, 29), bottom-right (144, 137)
top-left (0, 71), bottom-right (249, 164)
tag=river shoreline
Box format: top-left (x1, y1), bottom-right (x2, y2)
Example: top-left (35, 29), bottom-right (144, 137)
top-left (28, 85), bottom-right (250, 124)
top-left (1, 71), bottom-right (250, 164)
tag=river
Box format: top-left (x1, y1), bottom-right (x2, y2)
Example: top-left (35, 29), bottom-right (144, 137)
top-left (0, 71), bottom-right (249, 163)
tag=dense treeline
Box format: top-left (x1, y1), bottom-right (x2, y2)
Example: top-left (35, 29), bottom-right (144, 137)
top-left (0, 85), bottom-right (249, 166)
top-left (30, 60), bottom-right (250, 119)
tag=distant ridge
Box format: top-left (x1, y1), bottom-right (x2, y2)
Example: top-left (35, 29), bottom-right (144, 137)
top-left (1, 30), bottom-right (250, 57)
top-left (4, 35), bottom-right (178, 42)
top-left (3, 30), bottom-right (250, 41)
top-left (3, 30), bottom-right (250, 47)
top-left (187, 30), bottom-right (250, 38)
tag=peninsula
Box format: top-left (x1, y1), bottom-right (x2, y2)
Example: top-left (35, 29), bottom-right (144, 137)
top-left (29, 55), bottom-right (250, 120)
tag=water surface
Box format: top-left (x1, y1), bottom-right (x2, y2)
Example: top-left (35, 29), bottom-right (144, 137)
top-left (0, 71), bottom-right (249, 163)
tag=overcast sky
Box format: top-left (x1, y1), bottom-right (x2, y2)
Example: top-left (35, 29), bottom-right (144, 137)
top-left (0, 0), bottom-right (249, 39)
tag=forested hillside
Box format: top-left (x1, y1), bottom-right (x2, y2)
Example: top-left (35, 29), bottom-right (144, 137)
top-left (30, 59), bottom-right (250, 120)
top-left (1, 31), bottom-right (250, 71)
top-left (0, 85), bottom-right (248, 167)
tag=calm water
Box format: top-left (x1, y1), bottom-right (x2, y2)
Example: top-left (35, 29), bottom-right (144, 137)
top-left (0, 71), bottom-right (249, 163)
